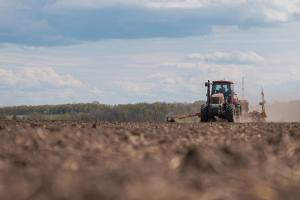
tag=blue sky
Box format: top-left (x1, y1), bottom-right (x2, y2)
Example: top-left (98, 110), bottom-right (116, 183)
top-left (0, 0), bottom-right (300, 106)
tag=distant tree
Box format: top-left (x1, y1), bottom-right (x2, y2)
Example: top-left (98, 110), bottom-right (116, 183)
top-left (0, 101), bottom-right (205, 122)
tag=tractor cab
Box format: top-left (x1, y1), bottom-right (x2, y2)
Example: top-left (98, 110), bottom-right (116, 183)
top-left (211, 81), bottom-right (235, 103)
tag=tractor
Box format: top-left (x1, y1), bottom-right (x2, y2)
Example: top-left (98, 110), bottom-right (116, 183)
top-left (200, 80), bottom-right (241, 122)
top-left (166, 80), bottom-right (265, 123)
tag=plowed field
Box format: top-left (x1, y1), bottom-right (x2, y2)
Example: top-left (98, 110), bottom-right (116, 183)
top-left (0, 121), bottom-right (300, 200)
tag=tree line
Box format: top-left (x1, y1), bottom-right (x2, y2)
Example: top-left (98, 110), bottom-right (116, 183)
top-left (0, 101), bottom-right (204, 122)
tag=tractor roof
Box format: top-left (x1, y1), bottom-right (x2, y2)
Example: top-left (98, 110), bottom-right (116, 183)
top-left (213, 80), bottom-right (234, 84)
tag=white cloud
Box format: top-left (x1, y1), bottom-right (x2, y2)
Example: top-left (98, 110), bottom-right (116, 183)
top-left (259, 0), bottom-right (300, 22)
top-left (178, 53), bottom-right (300, 85)
top-left (147, 50), bottom-right (300, 103)
top-left (0, 67), bottom-right (83, 88)
top-left (149, 73), bottom-right (188, 92)
top-left (1, 0), bottom-right (299, 46)
top-left (118, 73), bottom-right (200, 96)
top-left (45, 0), bottom-right (300, 23)
top-left (0, 68), bottom-right (17, 85)
top-left (186, 51), bottom-right (264, 64)
top-left (173, 62), bottom-right (256, 86)
top-left (90, 87), bottom-right (104, 96)
top-left (45, 0), bottom-right (141, 10)
top-left (255, 65), bottom-right (300, 85)
top-left (144, 0), bottom-right (245, 9)
top-left (118, 81), bottom-right (154, 95)
top-left (162, 51), bottom-right (300, 95)
top-left (117, 50), bottom-right (300, 102)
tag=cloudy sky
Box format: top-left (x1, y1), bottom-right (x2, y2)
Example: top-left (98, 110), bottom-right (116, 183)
top-left (0, 0), bottom-right (300, 106)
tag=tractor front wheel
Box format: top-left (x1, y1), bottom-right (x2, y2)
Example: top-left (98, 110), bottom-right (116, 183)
top-left (226, 104), bottom-right (235, 123)
top-left (201, 105), bottom-right (209, 122)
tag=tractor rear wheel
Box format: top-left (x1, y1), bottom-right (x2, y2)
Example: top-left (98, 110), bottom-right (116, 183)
top-left (226, 104), bottom-right (235, 122)
top-left (201, 105), bottom-right (209, 122)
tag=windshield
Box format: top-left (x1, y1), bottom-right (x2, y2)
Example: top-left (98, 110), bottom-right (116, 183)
top-left (212, 83), bottom-right (231, 95)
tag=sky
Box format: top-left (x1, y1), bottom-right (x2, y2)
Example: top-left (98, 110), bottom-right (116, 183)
top-left (0, 0), bottom-right (300, 106)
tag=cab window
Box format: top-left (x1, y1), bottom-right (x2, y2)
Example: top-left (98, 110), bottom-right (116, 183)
top-left (212, 84), bottom-right (230, 94)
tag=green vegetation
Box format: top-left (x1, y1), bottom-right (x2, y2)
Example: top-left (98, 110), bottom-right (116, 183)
top-left (0, 101), bottom-right (204, 122)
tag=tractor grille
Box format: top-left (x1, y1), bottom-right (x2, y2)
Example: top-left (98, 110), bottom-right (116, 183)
top-left (211, 97), bottom-right (221, 104)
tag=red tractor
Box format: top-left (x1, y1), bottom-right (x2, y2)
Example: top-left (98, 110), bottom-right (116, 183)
top-left (166, 80), bottom-right (266, 123)
top-left (200, 80), bottom-right (241, 122)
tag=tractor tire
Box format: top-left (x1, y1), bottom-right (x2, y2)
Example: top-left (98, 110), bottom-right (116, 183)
top-left (201, 105), bottom-right (209, 122)
top-left (226, 104), bottom-right (235, 123)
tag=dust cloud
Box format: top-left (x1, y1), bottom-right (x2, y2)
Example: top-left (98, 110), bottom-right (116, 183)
top-left (251, 101), bottom-right (300, 122)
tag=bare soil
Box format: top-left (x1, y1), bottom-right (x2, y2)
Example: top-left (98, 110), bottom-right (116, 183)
top-left (0, 120), bottom-right (300, 200)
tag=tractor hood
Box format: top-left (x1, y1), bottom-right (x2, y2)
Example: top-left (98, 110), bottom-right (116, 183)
top-left (211, 93), bottom-right (225, 104)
